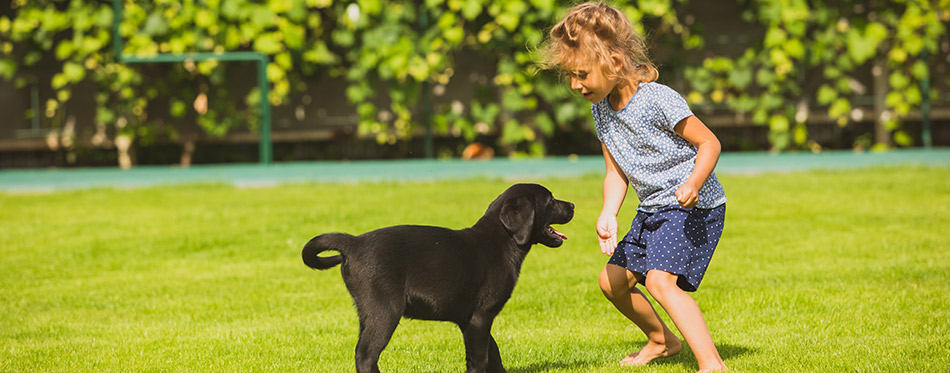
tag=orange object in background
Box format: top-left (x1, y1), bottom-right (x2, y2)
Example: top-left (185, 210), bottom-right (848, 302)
top-left (462, 142), bottom-right (494, 160)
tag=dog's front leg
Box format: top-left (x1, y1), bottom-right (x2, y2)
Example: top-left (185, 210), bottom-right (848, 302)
top-left (485, 334), bottom-right (504, 373)
top-left (459, 315), bottom-right (505, 373)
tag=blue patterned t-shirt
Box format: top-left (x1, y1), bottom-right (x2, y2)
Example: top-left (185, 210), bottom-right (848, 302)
top-left (593, 82), bottom-right (727, 212)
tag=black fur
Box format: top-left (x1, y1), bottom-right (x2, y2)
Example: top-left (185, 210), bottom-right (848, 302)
top-left (303, 183), bottom-right (574, 373)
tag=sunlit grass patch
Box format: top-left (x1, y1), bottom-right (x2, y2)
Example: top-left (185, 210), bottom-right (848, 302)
top-left (2, 167), bottom-right (948, 372)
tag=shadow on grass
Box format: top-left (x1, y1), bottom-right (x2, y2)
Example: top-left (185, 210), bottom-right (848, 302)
top-left (509, 359), bottom-right (598, 373)
top-left (506, 342), bottom-right (755, 372)
top-left (640, 342), bottom-right (755, 370)
top-left (718, 343), bottom-right (755, 360)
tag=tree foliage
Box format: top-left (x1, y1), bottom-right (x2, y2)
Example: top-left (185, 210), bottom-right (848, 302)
top-left (0, 0), bottom-right (947, 163)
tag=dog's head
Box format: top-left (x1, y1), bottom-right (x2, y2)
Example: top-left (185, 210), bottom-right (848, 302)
top-left (493, 183), bottom-right (574, 248)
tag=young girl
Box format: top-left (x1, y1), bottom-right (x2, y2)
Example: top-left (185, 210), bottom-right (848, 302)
top-left (542, 2), bottom-right (729, 372)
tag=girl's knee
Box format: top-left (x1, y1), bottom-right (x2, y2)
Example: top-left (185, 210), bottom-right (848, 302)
top-left (597, 268), bottom-right (615, 297)
top-left (644, 271), bottom-right (681, 301)
top-left (598, 266), bottom-right (631, 300)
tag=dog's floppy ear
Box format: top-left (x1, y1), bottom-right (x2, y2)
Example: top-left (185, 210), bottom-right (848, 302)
top-left (500, 196), bottom-right (534, 245)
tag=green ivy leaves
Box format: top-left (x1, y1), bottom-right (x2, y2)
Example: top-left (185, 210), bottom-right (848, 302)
top-left (690, 0), bottom-right (946, 151)
top-left (1, 0), bottom-right (945, 160)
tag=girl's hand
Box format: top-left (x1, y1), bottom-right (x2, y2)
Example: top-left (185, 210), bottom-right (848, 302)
top-left (675, 183), bottom-right (699, 209)
top-left (596, 213), bottom-right (619, 255)
top-left (674, 115), bottom-right (720, 210)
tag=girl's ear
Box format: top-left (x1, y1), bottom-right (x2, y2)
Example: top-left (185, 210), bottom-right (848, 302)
top-left (610, 53), bottom-right (624, 73)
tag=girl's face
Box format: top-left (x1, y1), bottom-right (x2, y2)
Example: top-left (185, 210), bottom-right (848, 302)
top-left (568, 65), bottom-right (616, 104)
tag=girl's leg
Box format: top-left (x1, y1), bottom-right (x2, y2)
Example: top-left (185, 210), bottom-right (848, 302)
top-left (598, 264), bottom-right (681, 365)
top-left (644, 270), bottom-right (727, 372)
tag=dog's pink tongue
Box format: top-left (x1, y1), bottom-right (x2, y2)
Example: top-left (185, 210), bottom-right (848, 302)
top-left (552, 227), bottom-right (567, 240)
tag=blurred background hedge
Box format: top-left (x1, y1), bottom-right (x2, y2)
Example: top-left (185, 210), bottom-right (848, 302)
top-left (0, 0), bottom-right (948, 167)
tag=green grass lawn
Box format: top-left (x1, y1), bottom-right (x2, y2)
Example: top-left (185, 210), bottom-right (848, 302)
top-left (2, 166), bottom-right (949, 372)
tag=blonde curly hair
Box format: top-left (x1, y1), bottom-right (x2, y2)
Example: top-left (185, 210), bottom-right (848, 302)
top-left (541, 1), bottom-right (658, 84)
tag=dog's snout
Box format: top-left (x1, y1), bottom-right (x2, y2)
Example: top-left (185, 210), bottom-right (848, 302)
top-left (558, 200), bottom-right (575, 223)
top-left (561, 200), bottom-right (575, 212)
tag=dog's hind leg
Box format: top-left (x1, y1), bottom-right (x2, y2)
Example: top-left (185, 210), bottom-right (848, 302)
top-left (353, 299), bottom-right (403, 373)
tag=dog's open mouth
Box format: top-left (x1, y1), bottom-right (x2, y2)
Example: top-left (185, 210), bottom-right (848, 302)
top-left (546, 225), bottom-right (567, 240)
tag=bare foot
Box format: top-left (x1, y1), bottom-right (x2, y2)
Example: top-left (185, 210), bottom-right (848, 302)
top-left (619, 336), bottom-right (682, 366)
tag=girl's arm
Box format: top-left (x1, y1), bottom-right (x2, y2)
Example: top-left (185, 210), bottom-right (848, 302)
top-left (673, 115), bottom-right (721, 208)
top-left (598, 142), bottom-right (629, 255)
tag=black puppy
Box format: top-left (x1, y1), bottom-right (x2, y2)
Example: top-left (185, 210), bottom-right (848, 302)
top-left (303, 183), bottom-right (574, 373)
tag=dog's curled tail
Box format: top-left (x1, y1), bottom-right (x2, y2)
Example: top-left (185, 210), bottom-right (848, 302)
top-left (302, 233), bottom-right (356, 270)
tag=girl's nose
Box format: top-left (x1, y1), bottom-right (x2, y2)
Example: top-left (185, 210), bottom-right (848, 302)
top-left (570, 77), bottom-right (582, 90)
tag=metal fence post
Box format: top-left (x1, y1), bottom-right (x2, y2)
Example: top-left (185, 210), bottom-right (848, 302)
top-left (921, 48), bottom-right (932, 149)
top-left (111, 0), bottom-right (273, 165)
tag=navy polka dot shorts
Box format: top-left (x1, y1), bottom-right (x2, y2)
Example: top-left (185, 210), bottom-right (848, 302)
top-left (608, 204), bottom-right (726, 292)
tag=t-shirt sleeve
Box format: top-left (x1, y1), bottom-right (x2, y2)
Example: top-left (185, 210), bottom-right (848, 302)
top-left (654, 85), bottom-right (694, 131)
